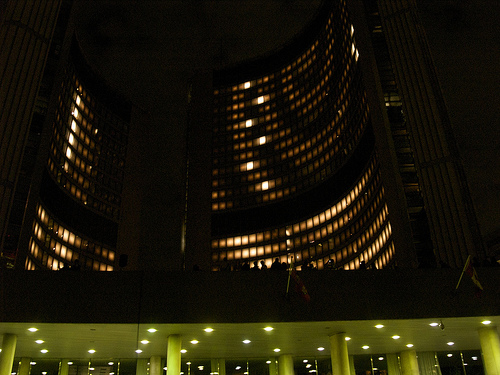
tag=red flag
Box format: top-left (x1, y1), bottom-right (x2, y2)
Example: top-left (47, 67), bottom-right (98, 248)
top-left (290, 269), bottom-right (311, 302)
top-left (464, 257), bottom-right (483, 295)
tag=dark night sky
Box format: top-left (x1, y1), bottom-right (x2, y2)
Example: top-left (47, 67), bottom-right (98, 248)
top-left (71, 0), bottom-right (500, 265)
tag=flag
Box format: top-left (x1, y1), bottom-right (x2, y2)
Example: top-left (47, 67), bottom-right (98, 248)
top-left (456, 255), bottom-right (483, 297)
top-left (464, 256), bottom-right (483, 294)
top-left (290, 269), bottom-right (311, 302)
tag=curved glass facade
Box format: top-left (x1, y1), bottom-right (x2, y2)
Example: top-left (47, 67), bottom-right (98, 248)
top-left (210, 0), bottom-right (394, 270)
top-left (25, 38), bottom-right (131, 270)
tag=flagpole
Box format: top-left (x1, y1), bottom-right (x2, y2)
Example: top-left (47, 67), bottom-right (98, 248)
top-left (455, 255), bottom-right (471, 290)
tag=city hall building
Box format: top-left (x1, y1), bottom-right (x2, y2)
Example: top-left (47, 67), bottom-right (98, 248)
top-left (0, 1), bottom-right (499, 375)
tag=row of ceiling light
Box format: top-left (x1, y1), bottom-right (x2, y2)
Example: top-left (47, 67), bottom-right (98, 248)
top-left (17, 320), bottom-right (494, 356)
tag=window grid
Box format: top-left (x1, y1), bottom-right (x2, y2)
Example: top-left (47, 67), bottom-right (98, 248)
top-left (26, 203), bottom-right (115, 271)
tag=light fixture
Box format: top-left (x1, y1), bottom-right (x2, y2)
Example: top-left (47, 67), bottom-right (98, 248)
top-left (35, 340), bottom-right (44, 344)
top-left (141, 340), bottom-right (150, 344)
top-left (317, 347), bottom-right (325, 351)
top-left (378, 357), bottom-right (384, 361)
top-left (147, 328), bottom-right (157, 333)
top-left (242, 340), bottom-right (251, 344)
top-left (198, 366), bottom-right (204, 371)
top-left (204, 328), bottom-right (214, 333)
top-left (306, 364), bottom-right (312, 369)
top-left (135, 349), bottom-right (143, 354)
top-left (190, 340), bottom-right (199, 344)
top-left (89, 368), bottom-right (95, 371)
top-left (68, 362), bottom-right (73, 366)
top-left (303, 360), bottom-right (308, 363)
top-left (406, 344), bottom-right (414, 348)
top-left (362, 346), bottom-right (369, 350)
top-left (375, 324), bottom-right (384, 329)
top-left (28, 328), bottom-right (38, 332)
top-left (447, 354), bottom-right (453, 358)
top-left (345, 337), bottom-right (351, 341)
top-left (429, 322), bottom-right (439, 327)
top-left (264, 326), bottom-right (274, 331)
top-left (472, 357), bottom-right (478, 361)
top-left (180, 349), bottom-right (187, 354)
top-left (266, 361), bottom-right (272, 364)
top-left (447, 342), bottom-right (454, 346)
top-left (30, 362), bottom-right (36, 366)
top-left (392, 335), bottom-right (400, 340)
top-left (88, 349), bottom-right (96, 354)
top-left (40, 349), bottom-right (48, 353)
top-left (108, 362), bottom-right (114, 366)
top-left (274, 348), bottom-right (281, 352)
top-left (235, 366), bottom-right (241, 370)
top-left (482, 320), bottom-right (492, 325)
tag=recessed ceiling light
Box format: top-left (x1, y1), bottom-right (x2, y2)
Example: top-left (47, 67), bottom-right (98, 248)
top-left (362, 345), bottom-right (370, 350)
top-left (180, 349), bottom-right (187, 353)
top-left (303, 360), bottom-right (308, 363)
top-left (198, 366), bottom-right (204, 371)
top-left (68, 362), bottom-right (73, 366)
top-left (242, 340), bottom-right (251, 344)
top-left (204, 328), bottom-right (214, 333)
top-left (30, 362), bottom-right (36, 366)
top-left (274, 348), bottom-right (281, 352)
top-left (135, 349), bottom-right (142, 354)
top-left (35, 340), bottom-right (44, 344)
top-left (186, 362), bottom-right (191, 365)
top-left (28, 328), bottom-right (38, 332)
top-left (190, 340), bottom-right (199, 344)
top-left (375, 324), bottom-right (384, 329)
top-left (429, 323), bottom-right (439, 327)
top-left (392, 335), bottom-right (400, 340)
top-left (40, 349), bottom-right (48, 353)
top-left (266, 361), bottom-right (272, 364)
top-left (141, 340), bottom-right (149, 344)
top-left (88, 349), bottom-right (96, 354)
top-left (108, 362), bottom-right (114, 366)
top-left (447, 342), bottom-right (454, 346)
top-left (345, 337), bottom-right (351, 341)
top-left (264, 326), bottom-right (274, 331)
top-left (306, 364), bottom-right (312, 369)
top-left (406, 344), bottom-right (414, 348)
top-left (317, 347), bottom-right (325, 351)
top-left (447, 354), bottom-right (453, 358)
top-left (482, 320), bottom-right (492, 325)
top-left (147, 328), bottom-right (157, 333)
top-left (235, 366), bottom-right (241, 370)
top-left (378, 357), bottom-right (384, 361)
top-left (472, 357), bottom-right (478, 361)
top-left (89, 368), bottom-right (95, 371)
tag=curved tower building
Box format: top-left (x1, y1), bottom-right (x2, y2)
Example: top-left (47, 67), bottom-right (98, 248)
top-left (208, 1), bottom-right (394, 271)
top-left (24, 37), bottom-right (131, 270)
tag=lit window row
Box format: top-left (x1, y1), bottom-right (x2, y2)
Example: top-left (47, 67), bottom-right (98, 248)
top-left (26, 204), bottom-right (115, 271)
top-left (211, 158), bottom-right (392, 270)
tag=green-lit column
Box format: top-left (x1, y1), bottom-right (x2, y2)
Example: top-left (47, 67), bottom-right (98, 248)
top-left (386, 354), bottom-right (400, 375)
top-left (278, 355), bottom-right (294, 375)
top-left (0, 334), bottom-right (17, 375)
top-left (58, 360), bottom-right (70, 375)
top-left (150, 356), bottom-right (162, 375)
top-left (136, 358), bottom-right (148, 375)
top-left (479, 326), bottom-right (500, 375)
top-left (210, 359), bottom-right (225, 375)
top-left (399, 350), bottom-right (419, 375)
top-left (269, 358), bottom-right (279, 375)
top-left (348, 356), bottom-right (355, 375)
top-left (167, 335), bottom-right (182, 375)
top-left (18, 358), bottom-right (31, 375)
top-left (330, 333), bottom-right (350, 375)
